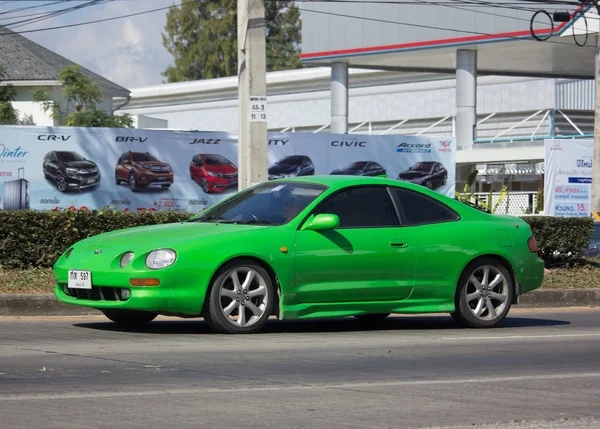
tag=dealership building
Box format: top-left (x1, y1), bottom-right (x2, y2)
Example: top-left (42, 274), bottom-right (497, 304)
top-left (114, 1), bottom-right (599, 213)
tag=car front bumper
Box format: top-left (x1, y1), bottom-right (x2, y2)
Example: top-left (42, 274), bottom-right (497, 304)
top-left (53, 263), bottom-right (206, 315)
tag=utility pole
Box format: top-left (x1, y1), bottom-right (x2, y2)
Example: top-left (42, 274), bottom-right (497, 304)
top-left (237, 0), bottom-right (268, 190)
top-left (593, 1), bottom-right (600, 214)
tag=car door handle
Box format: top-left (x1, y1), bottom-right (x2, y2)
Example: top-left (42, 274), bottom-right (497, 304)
top-left (390, 241), bottom-right (407, 248)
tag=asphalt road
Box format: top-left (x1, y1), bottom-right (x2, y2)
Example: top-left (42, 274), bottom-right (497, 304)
top-left (1, 308), bottom-right (600, 429)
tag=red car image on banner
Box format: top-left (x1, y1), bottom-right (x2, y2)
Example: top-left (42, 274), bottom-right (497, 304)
top-left (190, 153), bottom-right (238, 193)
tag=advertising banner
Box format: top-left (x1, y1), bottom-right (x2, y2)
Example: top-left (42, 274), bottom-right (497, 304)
top-left (544, 139), bottom-right (593, 218)
top-left (0, 126), bottom-right (455, 213)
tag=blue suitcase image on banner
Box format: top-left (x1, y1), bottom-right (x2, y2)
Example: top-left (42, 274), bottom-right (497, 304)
top-left (2, 167), bottom-right (30, 210)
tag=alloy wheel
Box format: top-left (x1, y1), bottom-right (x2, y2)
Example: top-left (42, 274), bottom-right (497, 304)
top-left (217, 267), bottom-right (269, 328)
top-left (464, 265), bottom-right (509, 321)
top-left (56, 176), bottom-right (67, 192)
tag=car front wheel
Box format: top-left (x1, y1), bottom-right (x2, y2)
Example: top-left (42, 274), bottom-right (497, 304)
top-left (452, 258), bottom-right (514, 328)
top-left (204, 260), bottom-right (274, 334)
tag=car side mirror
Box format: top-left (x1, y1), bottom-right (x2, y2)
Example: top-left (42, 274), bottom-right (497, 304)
top-left (301, 213), bottom-right (340, 231)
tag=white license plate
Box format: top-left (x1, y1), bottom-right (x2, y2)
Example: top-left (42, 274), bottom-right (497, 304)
top-left (87, 179), bottom-right (95, 184)
top-left (68, 270), bottom-right (92, 289)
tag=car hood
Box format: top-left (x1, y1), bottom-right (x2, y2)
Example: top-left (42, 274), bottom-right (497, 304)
top-left (399, 170), bottom-right (430, 180)
top-left (72, 221), bottom-right (271, 254)
top-left (205, 164), bottom-right (237, 174)
top-left (66, 160), bottom-right (97, 169)
top-left (139, 161), bottom-right (169, 167)
top-left (269, 163), bottom-right (298, 174)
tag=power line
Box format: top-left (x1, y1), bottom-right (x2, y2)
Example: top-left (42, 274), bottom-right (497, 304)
top-left (4, 0), bottom-right (115, 29)
top-left (297, 4), bottom-right (597, 51)
top-left (0, 0), bottom-right (202, 35)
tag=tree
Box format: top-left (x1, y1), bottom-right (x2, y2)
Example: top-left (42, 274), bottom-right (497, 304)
top-left (34, 65), bottom-right (133, 128)
top-left (0, 64), bottom-right (19, 125)
top-left (161, 0), bottom-right (302, 82)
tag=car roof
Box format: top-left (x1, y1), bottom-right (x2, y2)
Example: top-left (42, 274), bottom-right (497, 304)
top-left (274, 174), bottom-right (428, 191)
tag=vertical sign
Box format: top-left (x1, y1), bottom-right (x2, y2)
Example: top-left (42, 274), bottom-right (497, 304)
top-left (544, 139), bottom-right (593, 217)
top-left (250, 96), bottom-right (267, 122)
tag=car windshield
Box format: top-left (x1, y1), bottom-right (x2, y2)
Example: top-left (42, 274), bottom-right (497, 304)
top-left (131, 153), bottom-right (159, 162)
top-left (347, 162), bottom-right (367, 169)
top-left (411, 162), bottom-right (435, 172)
top-left (56, 152), bottom-right (85, 162)
top-left (190, 182), bottom-right (327, 225)
top-left (277, 156), bottom-right (305, 165)
top-left (203, 154), bottom-right (231, 165)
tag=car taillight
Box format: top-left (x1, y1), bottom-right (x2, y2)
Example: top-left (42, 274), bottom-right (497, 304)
top-left (528, 235), bottom-right (538, 252)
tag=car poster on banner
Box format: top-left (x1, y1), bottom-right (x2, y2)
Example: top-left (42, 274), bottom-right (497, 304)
top-left (0, 126), bottom-right (455, 213)
top-left (544, 139), bottom-right (593, 218)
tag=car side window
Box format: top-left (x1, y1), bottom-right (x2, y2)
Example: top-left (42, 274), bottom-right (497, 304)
top-left (390, 187), bottom-right (459, 226)
top-left (313, 186), bottom-right (400, 228)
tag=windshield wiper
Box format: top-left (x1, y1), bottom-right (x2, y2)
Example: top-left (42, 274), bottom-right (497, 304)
top-left (191, 215), bottom-right (237, 223)
top-left (236, 219), bottom-right (278, 225)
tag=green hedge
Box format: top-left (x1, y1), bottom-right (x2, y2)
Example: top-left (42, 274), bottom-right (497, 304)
top-left (521, 216), bottom-right (595, 266)
top-left (0, 210), bottom-right (190, 269)
top-left (0, 210), bottom-right (595, 270)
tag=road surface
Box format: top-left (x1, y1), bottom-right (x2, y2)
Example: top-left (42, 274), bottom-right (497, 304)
top-left (1, 307), bottom-right (599, 428)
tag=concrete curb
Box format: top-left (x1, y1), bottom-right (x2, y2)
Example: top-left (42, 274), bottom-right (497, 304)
top-left (0, 289), bottom-right (598, 316)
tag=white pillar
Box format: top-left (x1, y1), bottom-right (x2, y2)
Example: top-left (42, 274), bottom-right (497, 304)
top-left (331, 62), bottom-right (348, 134)
top-left (456, 50), bottom-right (477, 150)
top-left (237, 0), bottom-right (267, 190)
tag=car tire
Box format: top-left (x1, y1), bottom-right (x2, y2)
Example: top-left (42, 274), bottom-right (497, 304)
top-left (204, 259), bottom-right (274, 334)
top-left (129, 171), bottom-right (138, 192)
top-left (115, 173), bottom-right (121, 185)
top-left (101, 309), bottom-right (158, 328)
top-left (354, 313), bottom-right (390, 321)
top-left (56, 174), bottom-right (68, 192)
top-left (452, 257), bottom-right (514, 329)
top-left (200, 177), bottom-right (210, 193)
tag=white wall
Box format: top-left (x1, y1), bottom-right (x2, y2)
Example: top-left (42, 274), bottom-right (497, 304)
top-left (12, 86), bottom-right (57, 126)
top-left (11, 85), bottom-right (118, 126)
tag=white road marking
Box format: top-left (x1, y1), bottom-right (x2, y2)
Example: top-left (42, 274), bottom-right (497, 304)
top-left (441, 333), bottom-right (600, 340)
top-left (1, 372), bottom-right (600, 401)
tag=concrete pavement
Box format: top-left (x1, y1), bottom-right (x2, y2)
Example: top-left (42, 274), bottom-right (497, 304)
top-left (1, 308), bottom-right (599, 428)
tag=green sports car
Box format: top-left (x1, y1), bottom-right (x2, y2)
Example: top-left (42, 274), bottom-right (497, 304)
top-left (53, 176), bottom-right (544, 334)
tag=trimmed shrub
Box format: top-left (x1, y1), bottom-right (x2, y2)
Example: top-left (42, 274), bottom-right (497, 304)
top-left (521, 216), bottom-right (595, 266)
top-left (0, 210), bottom-right (594, 270)
top-left (0, 210), bottom-right (190, 269)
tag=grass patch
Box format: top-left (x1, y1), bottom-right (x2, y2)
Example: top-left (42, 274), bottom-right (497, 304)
top-left (0, 267), bottom-right (56, 294)
top-left (1, 260), bottom-right (600, 294)
top-left (542, 258), bottom-right (600, 289)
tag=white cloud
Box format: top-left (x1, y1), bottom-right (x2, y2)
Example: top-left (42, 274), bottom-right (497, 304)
top-left (18, 0), bottom-right (176, 89)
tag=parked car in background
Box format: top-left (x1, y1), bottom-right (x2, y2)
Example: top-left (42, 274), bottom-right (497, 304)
top-left (585, 222), bottom-right (600, 258)
top-left (398, 161), bottom-right (447, 190)
top-left (53, 175), bottom-right (544, 334)
top-left (268, 155), bottom-right (314, 180)
top-left (43, 151), bottom-right (100, 192)
top-left (115, 151), bottom-right (173, 192)
top-left (330, 161), bottom-right (386, 176)
top-left (190, 153), bottom-right (238, 193)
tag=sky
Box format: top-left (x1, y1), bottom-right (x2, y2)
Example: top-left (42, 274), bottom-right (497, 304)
top-left (0, 0), bottom-right (177, 90)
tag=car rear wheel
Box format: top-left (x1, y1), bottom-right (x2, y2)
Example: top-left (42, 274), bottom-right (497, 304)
top-left (204, 260), bottom-right (274, 334)
top-left (452, 258), bottom-right (514, 328)
top-left (101, 309), bottom-right (158, 328)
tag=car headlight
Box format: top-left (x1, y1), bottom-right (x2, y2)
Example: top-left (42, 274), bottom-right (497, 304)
top-left (120, 251), bottom-right (135, 268)
top-left (145, 249), bottom-right (176, 269)
top-left (66, 168), bottom-right (78, 175)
